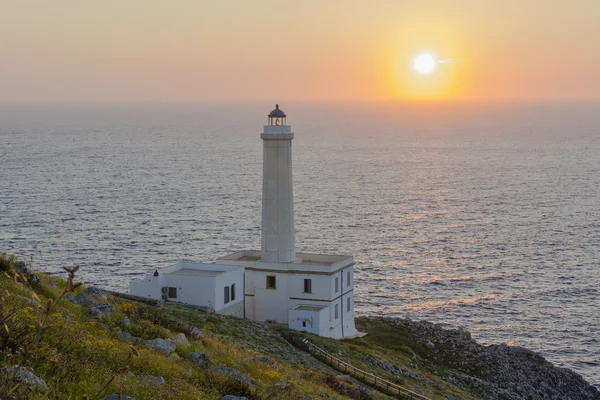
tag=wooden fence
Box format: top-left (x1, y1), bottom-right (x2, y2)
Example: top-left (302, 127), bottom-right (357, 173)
top-left (280, 331), bottom-right (431, 400)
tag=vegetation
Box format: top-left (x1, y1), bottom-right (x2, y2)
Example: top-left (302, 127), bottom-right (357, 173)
top-left (0, 253), bottom-right (392, 399)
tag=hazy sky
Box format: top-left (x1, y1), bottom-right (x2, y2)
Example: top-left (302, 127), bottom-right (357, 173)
top-left (2, 0), bottom-right (599, 102)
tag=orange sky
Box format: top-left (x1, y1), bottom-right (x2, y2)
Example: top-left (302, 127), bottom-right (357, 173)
top-left (1, 0), bottom-right (599, 102)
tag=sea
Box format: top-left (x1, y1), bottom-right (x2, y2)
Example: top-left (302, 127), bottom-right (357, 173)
top-left (1, 101), bottom-right (599, 387)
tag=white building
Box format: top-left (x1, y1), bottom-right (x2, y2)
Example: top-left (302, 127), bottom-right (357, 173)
top-left (130, 262), bottom-right (244, 317)
top-left (130, 105), bottom-right (358, 338)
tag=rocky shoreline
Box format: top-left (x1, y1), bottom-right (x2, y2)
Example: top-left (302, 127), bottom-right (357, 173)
top-left (361, 317), bottom-right (600, 400)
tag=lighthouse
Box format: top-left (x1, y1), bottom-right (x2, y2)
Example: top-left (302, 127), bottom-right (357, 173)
top-left (132, 104), bottom-right (359, 339)
top-left (261, 104), bottom-right (295, 263)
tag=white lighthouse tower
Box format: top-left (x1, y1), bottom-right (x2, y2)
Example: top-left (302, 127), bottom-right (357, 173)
top-left (261, 105), bottom-right (296, 263)
top-left (132, 105), bottom-right (358, 339)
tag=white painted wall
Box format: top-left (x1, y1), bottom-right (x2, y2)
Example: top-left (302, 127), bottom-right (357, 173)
top-left (261, 130), bottom-right (295, 263)
top-left (213, 269), bottom-right (244, 312)
top-left (288, 307), bottom-right (328, 335)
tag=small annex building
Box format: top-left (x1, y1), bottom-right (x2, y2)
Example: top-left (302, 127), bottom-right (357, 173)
top-left (130, 105), bottom-right (358, 339)
top-left (130, 262), bottom-right (244, 317)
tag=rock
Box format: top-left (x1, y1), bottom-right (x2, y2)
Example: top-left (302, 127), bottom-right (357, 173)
top-left (74, 291), bottom-right (96, 306)
top-left (426, 341), bottom-right (435, 349)
top-left (142, 375), bottom-right (165, 385)
top-left (14, 261), bottom-right (41, 286)
top-left (190, 352), bottom-right (211, 368)
top-left (1, 365), bottom-right (48, 392)
top-left (258, 356), bottom-right (273, 365)
top-left (86, 286), bottom-right (108, 300)
top-left (95, 302), bottom-right (114, 314)
top-left (119, 331), bottom-right (134, 343)
top-left (220, 396), bottom-right (248, 400)
top-left (122, 316), bottom-right (132, 327)
top-left (216, 365), bottom-right (255, 386)
top-left (146, 338), bottom-right (176, 355)
top-left (102, 395), bottom-right (136, 400)
top-left (189, 327), bottom-right (201, 339)
top-left (173, 332), bottom-right (190, 347)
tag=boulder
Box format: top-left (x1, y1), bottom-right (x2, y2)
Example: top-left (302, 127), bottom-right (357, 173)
top-left (216, 365), bottom-right (255, 386)
top-left (190, 352), bottom-right (211, 368)
top-left (146, 338), bottom-right (176, 355)
top-left (1, 365), bottom-right (48, 392)
top-left (122, 316), bottom-right (132, 327)
top-left (119, 331), bottom-right (134, 343)
top-left (102, 395), bottom-right (135, 400)
top-left (189, 327), bottom-right (202, 339)
top-left (74, 292), bottom-right (96, 306)
top-left (220, 396), bottom-right (248, 400)
top-left (173, 333), bottom-right (190, 347)
top-left (86, 286), bottom-right (108, 300)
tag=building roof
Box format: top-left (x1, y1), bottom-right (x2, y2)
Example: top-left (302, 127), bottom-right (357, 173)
top-left (292, 305), bottom-right (329, 311)
top-left (268, 104), bottom-right (286, 118)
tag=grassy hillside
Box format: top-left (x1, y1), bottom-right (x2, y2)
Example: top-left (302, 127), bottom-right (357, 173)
top-left (1, 253), bottom-right (597, 400)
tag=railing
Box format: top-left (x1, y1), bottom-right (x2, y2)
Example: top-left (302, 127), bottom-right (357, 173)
top-left (280, 331), bottom-right (431, 400)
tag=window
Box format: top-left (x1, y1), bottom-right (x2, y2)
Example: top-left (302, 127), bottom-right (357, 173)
top-left (231, 284), bottom-right (235, 301)
top-left (266, 275), bottom-right (276, 290)
top-left (335, 277), bottom-right (339, 292)
top-left (168, 287), bottom-right (177, 299)
top-left (302, 321), bottom-right (306, 327)
top-left (347, 270), bottom-right (351, 286)
top-left (347, 297), bottom-right (351, 312)
top-left (334, 304), bottom-right (339, 319)
top-left (303, 278), bottom-right (312, 293)
top-left (224, 286), bottom-right (230, 304)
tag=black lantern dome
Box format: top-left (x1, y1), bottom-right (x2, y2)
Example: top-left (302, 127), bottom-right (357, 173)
top-left (268, 104), bottom-right (287, 126)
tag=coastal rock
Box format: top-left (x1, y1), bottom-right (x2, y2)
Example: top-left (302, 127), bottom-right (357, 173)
top-left (146, 338), bottom-right (176, 355)
top-left (220, 396), bottom-right (248, 400)
top-left (122, 316), bottom-right (132, 327)
top-left (74, 291), bottom-right (96, 306)
top-left (1, 365), bottom-right (48, 392)
top-left (103, 395), bottom-right (135, 400)
top-left (86, 286), bottom-right (108, 300)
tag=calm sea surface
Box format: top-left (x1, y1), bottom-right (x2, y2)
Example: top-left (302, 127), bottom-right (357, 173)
top-left (1, 102), bottom-right (599, 387)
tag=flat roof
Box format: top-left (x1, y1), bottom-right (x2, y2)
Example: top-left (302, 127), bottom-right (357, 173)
top-left (292, 305), bottom-right (328, 311)
top-left (165, 268), bottom-right (224, 277)
top-left (218, 250), bottom-right (352, 267)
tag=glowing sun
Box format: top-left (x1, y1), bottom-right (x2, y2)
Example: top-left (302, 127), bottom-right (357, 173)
top-left (413, 53), bottom-right (436, 75)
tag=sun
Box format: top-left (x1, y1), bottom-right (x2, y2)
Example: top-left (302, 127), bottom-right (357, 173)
top-left (413, 53), bottom-right (437, 75)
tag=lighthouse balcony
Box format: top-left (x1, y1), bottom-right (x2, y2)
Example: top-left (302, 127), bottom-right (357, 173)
top-left (263, 125), bottom-right (292, 134)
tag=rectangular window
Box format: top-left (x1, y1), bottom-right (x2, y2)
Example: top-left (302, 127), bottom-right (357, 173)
top-left (231, 284), bottom-right (235, 301)
top-left (334, 304), bottom-right (339, 319)
top-left (303, 278), bottom-right (312, 293)
top-left (168, 287), bottom-right (177, 299)
top-left (347, 297), bottom-right (351, 312)
top-left (347, 270), bottom-right (351, 286)
top-left (224, 286), bottom-right (230, 304)
top-left (266, 275), bottom-right (276, 290)
top-left (335, 277), bottom-right (339, 292)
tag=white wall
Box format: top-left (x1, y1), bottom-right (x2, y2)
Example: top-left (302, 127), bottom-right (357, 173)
top-left (288, 308), bottom-right (328, 335)
top-left (160, 274), bottom-right (216, 308)
top-left (213, 269), bottom-right (244, 312)
top-left (130, 276), bottom-right (162, 300)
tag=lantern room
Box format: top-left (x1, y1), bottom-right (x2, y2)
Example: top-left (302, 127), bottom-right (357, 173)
top-left (268, 104), bottom-right (287, 126)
